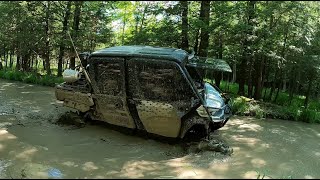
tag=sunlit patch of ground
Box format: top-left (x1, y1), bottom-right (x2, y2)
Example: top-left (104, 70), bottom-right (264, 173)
top-left (0, 129), bottom-right (17, 141)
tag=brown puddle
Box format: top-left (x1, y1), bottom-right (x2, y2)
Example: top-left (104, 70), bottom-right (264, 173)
top-left (1, 79), bottom-right (320, 179)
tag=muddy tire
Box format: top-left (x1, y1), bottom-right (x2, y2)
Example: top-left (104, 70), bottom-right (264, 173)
top-left (56, 112), bottom-right (86, 128)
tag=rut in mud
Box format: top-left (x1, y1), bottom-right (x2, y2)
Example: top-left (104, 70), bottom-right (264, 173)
top-left (1, 79), bottom-right (320, 179)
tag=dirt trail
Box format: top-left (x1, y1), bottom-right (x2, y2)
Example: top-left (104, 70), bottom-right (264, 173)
top-left (1, 79), bottom-right (320, 179)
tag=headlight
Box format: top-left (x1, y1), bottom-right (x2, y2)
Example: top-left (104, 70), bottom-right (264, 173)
top-left (196, 105), bottom-right (220, 118)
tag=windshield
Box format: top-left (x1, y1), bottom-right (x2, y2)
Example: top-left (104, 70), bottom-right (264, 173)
top-left (186, 56), bottom-right (232, 73)
top-left (186, 65), bottom-right (204, 89)
top-left (184, 56), bottom-right (232, 94)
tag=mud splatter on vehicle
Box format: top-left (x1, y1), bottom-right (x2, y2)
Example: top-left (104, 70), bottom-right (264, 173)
top-left (55, 45), bottom-right (233, 140)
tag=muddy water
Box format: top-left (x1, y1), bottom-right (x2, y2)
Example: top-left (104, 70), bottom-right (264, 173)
top-left (1, 79), bottom-right (320, 179)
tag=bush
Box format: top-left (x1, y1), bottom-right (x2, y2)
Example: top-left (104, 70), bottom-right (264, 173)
top-left (275, 92), bottom-right (289, 106)
top-left (0, 70), bottom-right (4, 77)
top-left (252, 105), bottom-right (266, 119)
top-left (22, 73), bottom-right (38, 84)
top-left (278, 106), bottom-right (300, 121)
top-left (308, 100), bottom-right (320, 111)
top-left (298, 109), bottom-right (317, 123)
top-left (231, 96), bottom-right (249, 115)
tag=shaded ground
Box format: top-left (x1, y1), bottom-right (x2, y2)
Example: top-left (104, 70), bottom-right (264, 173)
top-left (1, 79), bottom-right (320, 179)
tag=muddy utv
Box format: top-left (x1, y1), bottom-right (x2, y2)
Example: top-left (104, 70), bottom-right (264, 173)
top-left (55, 46), bottom-right (232, 139)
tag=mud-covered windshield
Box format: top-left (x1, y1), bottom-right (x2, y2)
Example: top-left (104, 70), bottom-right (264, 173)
top-left (185, 65), bottom-right (204, 89)
top-left (186, 57), bottom-right (232, 73)
top-left (185, 56), bottom-right (232, 90)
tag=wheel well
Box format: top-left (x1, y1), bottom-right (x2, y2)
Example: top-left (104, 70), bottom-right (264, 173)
top-left (183, 124), bottom-right (208, 142)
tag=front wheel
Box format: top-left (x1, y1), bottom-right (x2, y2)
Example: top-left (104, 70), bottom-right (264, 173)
top-left (76, 111), bottom-right (92, 122)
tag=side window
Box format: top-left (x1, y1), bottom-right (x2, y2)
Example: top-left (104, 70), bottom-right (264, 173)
top-left (128, 58), bottom-right (194, 102)
top-left (90, 57), bottom-right (124, 96)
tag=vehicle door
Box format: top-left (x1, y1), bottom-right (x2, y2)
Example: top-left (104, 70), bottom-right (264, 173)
top-left (127, 58), bottom-right (196, 138)
top-left (88, 57), bottom-right (136, 129)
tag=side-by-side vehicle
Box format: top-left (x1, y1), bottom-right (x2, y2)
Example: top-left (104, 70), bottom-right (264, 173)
top-left (55, 46), bottom-right (232, 139)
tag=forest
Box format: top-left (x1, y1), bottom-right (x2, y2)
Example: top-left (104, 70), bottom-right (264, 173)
top-left (1, 1), bottom-right (320, 122)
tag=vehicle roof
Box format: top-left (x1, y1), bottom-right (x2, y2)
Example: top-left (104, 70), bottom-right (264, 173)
top-left (89, 45), bottom-right (189, 63)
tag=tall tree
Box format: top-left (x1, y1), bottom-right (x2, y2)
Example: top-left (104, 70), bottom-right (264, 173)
top-left (44, 1), bottom-right (51, 75)
top-left (238, 1), bottom-right (256, 96)
top-left (180, 1), bottom-right (189, 51)
top-left (69, 1), bottom-right (83, 70)
top-left (57, 1), bottom-right (72, 77)
top-left (197, 1), bottom-right (210, 57)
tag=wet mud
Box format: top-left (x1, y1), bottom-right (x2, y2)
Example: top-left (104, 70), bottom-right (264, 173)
top-left (1, 79), bottom-right (320, 179)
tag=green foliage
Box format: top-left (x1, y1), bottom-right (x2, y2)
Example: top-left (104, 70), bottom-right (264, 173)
top-left (272, 105), bottom-right (300, 121)
top-left (0, 70), bottom-right (63, 87)
top-left (274, 92), bottom-right (289, 106)
top-left (231, 96), bottom-right (250, 115)
top-left (231, 97), bottom-right (266, 119)
top-left (298, 109), bottom-right (318, 123)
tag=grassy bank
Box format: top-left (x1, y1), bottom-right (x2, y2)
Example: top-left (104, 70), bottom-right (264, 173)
top-left (231, 96), bottom-right (320, 123)
top-left (0, 69), bottom-right (63, 87)
top-left (217, 81), bottom-right (320, 124)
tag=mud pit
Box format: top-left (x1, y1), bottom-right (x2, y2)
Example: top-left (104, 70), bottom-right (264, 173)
top-left (1, 79), bottom-right (320, 179)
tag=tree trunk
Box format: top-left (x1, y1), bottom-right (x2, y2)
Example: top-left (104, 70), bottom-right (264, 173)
top-left (31, 55), bottom-right (34, 69)
top-left (70, 1), bottom-right (83, 70)
top-left (139, 5), bottom-right (147, 34)
top-left (282, 78), bottom-right (286, 91)
top-left (268, 67), bottom-right (278, 100)
top-left (238, 55), bottom-right (247, 96)
top-left (247, 56), bottom-right (255, 98)
top-left (193, 29), bottom-right (200, 54)
top-left (273, 68), bottom-right (283, 103)
top-left (21, 54), bottom-right (31, 72)
top-left (304, 79), bottom-right (313, 108)
top-left (273, 21), bottom-right (288, 102)
top-left (288, 66), bottom-right (295, 105)
top-left (232, 62), bottom-right (236, 83)
top-left (254, 55), bottom-right (264, 100)
top-left (214, 32), bottom-right (223, 88)
top-left (263, 59), bottom-right (269, 100)
top-left (58, 1), bottom-right (72, 77)
top-left (16, 55), bottom-right (20, 71)
top-left (43, 60), bottom-right (46, 70)
top-left (197, 1), bottom-right (210, 57)
top-left (238, 1), bottom-right (256, 96)
top-left (9, 50), bottom-right (13, 68)
top-left (134, 2), bottom-right (140, 42)
top-left (4, 50), bottom-right (7, 69)
top-left (180, 1), bottom-right (189, 51)
top-left (121, 6), bottom-right (127, 45)
top-left (44, 1), bottom-right (51, 75)
top-left (35, 56), bottom-right (38, 71)
top-left (274, 86), bottom-right (280, 103)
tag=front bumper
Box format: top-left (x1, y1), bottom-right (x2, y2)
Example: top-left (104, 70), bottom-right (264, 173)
top-left (210, 104), bottom-right (232, 123)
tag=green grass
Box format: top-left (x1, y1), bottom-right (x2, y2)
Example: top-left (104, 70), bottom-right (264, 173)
top-left (0, 69), bottom-right (63, 87)
top-left (226, 87), bottom-right (320, 124)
